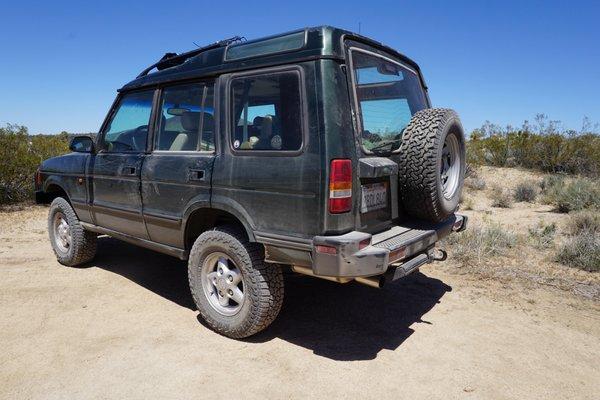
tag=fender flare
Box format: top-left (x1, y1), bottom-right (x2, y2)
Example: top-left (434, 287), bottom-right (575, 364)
top-left (181, 195), bottom-right (256, 244)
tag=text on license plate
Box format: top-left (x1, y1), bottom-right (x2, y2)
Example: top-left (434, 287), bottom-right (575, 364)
top-left (361, 182), bottom-right (388, 213)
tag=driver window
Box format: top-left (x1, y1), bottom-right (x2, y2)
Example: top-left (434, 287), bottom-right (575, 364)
top-left (102, 90), bottom-right (154, 152)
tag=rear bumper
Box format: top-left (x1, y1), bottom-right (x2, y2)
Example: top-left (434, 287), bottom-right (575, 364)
top-left (311, 214), bottom-right (467, 278)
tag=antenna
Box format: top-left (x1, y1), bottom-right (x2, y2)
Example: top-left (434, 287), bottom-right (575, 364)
top-left (358, 22), bottom-right (361, 34)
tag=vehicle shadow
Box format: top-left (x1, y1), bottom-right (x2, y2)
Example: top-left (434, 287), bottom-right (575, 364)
top-left (92, 237), bottom-right (452, 361)
top-left (249, 272), bottom-right (452, 360)
top-left (93, 237), bottom-right (195, 310)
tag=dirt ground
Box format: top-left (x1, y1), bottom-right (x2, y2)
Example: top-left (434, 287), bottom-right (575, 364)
top-left (1, 205), bottom-right (599, 400)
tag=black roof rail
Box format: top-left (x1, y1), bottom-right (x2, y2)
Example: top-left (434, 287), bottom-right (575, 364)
top-left (136, 36), bottom-right (245, 78)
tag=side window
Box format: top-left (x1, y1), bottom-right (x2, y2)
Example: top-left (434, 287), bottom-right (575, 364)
top-left (230, 71), bottom-right (302, 151)
top-left (102, 90), bottom-right (154, 152)
top-left (155, 83), bottom-right (215, 151)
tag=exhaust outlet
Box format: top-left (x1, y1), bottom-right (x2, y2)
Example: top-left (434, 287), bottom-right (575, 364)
top-left (291, 266), bottom-right (384, 288)
top-left (354, 276), bottom-right (384, 289)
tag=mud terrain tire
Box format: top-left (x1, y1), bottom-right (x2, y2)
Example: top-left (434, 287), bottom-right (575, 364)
top-left (396, 108), bottom-right (466, 222)
top-left (48, 197), bottom-right (97, 266)
top-left (188, 226), bottom-right (284, 338)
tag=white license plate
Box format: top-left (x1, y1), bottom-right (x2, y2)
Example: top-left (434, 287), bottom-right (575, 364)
top-left (361, 182), bottom-right (388, 213)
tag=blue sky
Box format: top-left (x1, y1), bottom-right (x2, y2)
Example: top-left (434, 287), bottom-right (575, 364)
top-left (0, 0), bottom-right (598, 134)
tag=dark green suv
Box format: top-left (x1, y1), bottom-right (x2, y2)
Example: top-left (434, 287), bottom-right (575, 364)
top-left (35, 26), bottom-right (467, 338)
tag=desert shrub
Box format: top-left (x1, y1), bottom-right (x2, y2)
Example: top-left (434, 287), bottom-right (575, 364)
top-left (490, 185), bottom-right (513, 208)
top-left (543, 177), bottom-right (600, 213)
top-left (528, 222), bottom-right (556, 249)
top-left (514, 180), bottom-right (538, 202)
top-left (466, 115), bottom-right (600, 177)
top-left (445, 222), bottom-right (517, 264)
top-left (556, 233), bottom-right (600, 272)
top-left (0, 124), bottom-right (70, 204)
top-left (461, 197), bottom-right (474, 210)
top-left (566, 211), bottom-right (600, 235)
top-left (539, 174), bottom-right (565, 193)
top-left (465, 176), bottom-right (486, 190)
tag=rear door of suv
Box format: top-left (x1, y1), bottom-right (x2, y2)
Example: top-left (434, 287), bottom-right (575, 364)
top-left (141, 81), bottom-right (216, 248)
top-left (344, 40), bottom-right (430, 233)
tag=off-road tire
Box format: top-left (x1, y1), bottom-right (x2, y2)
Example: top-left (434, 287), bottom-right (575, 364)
top-left (396, 108), bottom-right (466, 222)
top-left (48, 197), bottom-right (97, 266)
top-left (188, 226), bottom-right (284, 338)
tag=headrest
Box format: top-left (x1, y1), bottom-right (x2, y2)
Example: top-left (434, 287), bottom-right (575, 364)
top-left (181, 111), bottom-right (201, 132)
top-left (253, 116), bottom-right (264, 126)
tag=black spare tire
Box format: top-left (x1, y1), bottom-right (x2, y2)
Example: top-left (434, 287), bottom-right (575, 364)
top-left (395, 108), bottom-right (466, 223)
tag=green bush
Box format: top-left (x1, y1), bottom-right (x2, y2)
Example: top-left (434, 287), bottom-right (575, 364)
top-left (0, 124), bottom-right (69, 204)
top-left (514, 181), bottom-right (538, 202)
top-left (543, 177), bottom-right (600, 213)
top-left (556, 233), bottom-right (600, 272)
top-left (467, 115), bottom-right (600, 177)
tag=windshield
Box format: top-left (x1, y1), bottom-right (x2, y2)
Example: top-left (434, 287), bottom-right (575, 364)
top-left (350, 49), bottom-right (428, 154)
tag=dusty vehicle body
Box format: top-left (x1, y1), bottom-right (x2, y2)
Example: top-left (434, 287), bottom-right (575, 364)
top-left (36, 26), bottom-right (467, 337)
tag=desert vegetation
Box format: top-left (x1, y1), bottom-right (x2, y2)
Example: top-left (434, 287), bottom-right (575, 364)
top-left (0, 125), bottom-right (70, 204)
top-left (467, 114), bottom-right (600, 177)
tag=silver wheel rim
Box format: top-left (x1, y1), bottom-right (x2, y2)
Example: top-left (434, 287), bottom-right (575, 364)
top-left (53, 212), bottom-right (71, 253)
top-left (200, 252), bottom-right (245, 316)
top-left (441, 133), bottom-right (461, 199)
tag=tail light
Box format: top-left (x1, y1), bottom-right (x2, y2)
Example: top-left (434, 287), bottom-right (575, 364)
top-left (329, 159), bottom-right (352, 214)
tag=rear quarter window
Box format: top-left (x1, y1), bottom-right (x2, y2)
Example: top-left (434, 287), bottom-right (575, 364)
top-left (230, 71), bottom-right (303, 152)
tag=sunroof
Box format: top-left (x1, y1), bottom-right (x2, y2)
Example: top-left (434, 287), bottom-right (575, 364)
top-left (225, 31), bottom-right (306, 61)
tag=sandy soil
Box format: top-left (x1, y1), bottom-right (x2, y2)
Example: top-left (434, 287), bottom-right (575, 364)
top-left (1, 205), bottom-right (599, 400)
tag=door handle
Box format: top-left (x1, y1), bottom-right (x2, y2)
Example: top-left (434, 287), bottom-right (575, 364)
top-left (122, 166), bottom-right (137, 176)
top-left (189, 169), bottom-right (205, 181)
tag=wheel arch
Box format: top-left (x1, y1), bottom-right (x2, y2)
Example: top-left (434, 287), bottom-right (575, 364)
top-left (182, 202), bottom-right (256, 251)
top-left (41, 179), bottom-right (71, 205)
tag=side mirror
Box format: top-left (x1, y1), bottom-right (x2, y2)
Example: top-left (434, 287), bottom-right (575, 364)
top-left (69, 136), bottom-right (95, 153)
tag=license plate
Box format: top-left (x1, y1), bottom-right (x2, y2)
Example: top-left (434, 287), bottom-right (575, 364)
top-left (361, 182), bottom-right (388, 213)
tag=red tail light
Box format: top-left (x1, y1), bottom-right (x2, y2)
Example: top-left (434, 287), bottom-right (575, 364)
top-left (329, 159), bottom-right (352, 214)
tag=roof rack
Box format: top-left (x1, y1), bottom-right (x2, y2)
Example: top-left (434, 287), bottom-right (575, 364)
top-left (136, 36), bottom-right (244, 78)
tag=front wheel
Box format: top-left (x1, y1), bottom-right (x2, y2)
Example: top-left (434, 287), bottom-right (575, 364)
top-left (188, 226), bottom-right (284, 338)
top-left (48, 197), bottom-right (97, 266)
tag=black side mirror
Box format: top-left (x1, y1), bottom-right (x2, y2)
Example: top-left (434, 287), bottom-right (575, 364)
top-left (69, 136), bottom-right (95, 153)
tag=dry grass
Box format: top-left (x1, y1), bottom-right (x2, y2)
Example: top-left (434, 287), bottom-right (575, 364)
top-left (465, 176), bottom-right (486, 190)
top-left (450, 166), bottom-right (600, 299)
top-left (556, 234), bottom-right (600, 272)
top-left (490, 185), bottom-right (513, 208)
top-left (444, 221), bottom-right (517, 265)
top-left (565, 211), bottom-right (600, 235)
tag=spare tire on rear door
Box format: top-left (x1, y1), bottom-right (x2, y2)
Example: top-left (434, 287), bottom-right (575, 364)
top-left (395, 108), bottom-right (466, 223)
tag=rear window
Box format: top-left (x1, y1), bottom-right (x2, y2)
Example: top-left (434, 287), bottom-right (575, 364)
top-left (350, 49), bottom-right (428, 154)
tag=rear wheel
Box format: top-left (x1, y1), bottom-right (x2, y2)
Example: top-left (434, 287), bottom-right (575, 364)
top-left (188, 226), bottom-right (284, 338)
top-left (396, 108), bottom-right (466, 222)
top-left (48, 197), bottom-right (97, 266)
